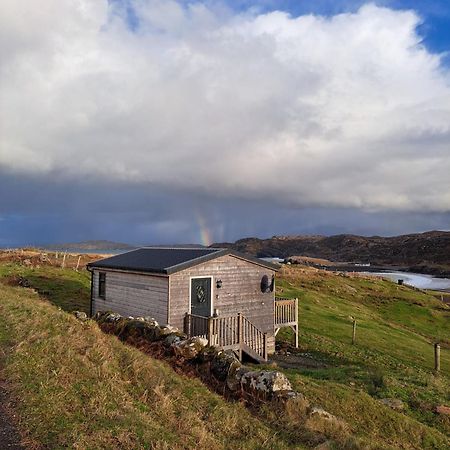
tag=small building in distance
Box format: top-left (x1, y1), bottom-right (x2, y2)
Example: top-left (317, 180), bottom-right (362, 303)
top-left (87, 247), bottom-right (297, 361)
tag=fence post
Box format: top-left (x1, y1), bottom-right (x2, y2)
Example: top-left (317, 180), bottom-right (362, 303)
top-left (352, 319), bottom-right (357, 345)
top-left (295, 298), bottom-right (299, 348)
top-left (75, 255), bottom-right (82, 271)
top-left (434, 343), bottom-right (441, 373)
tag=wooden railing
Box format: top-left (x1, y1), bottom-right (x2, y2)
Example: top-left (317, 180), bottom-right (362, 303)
top-left (184, 313), bottom-right (209, 340)
top-left (184, 313), bottom-right (267, 361)
top-left (210, 314), bottom-right (240, 348)
top-left (274, 297), bottom-right (299, 348)
top-left (241, 315), bottom-right (267, 360)
top-left (274, 297), bottom-right (298, 327)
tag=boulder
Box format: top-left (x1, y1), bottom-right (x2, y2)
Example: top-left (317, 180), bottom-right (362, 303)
top-left (209, 350), bottom-right (242, 382)
top-left (117, 319), bottom-right (161, 341)
top-left (163, 333), bottom-right (185, 347)
top-left (232, 368), bottom-right (293, 395)
top-left (136, 317), bottom-right (159, 327)
top-left (159, 325), bottom-right (180, 337)
top-left (73, 311), bottom-right (88, 321)
top-left (95, 311), bottom-right (122, 323)
top-left (172, 336), bottom-right (208, 359)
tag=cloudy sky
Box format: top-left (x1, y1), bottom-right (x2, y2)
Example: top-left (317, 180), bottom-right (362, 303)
top-left (1, 0), bottom-right (450, 246)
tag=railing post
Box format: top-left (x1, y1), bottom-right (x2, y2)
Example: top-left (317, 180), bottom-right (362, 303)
top-left (207, 317), bottom-right (213, 346)
top-left (263, 333), bottom-right (268, 361)
top-left (238, 313), bottom-right (243, 361)
top-left (184, 313), bottom-right (190, 338)
top-left (295, 298), bottom-right (299, 348)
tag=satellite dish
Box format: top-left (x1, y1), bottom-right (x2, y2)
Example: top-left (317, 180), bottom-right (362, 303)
top-left (260, 275), bottom-right (270, 293)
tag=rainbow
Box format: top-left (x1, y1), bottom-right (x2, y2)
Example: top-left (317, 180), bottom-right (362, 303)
top-left (196, 213), bottom-right (213, 247)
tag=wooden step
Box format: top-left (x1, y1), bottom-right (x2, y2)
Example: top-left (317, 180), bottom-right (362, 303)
top-left (241, 342), bottom-right (267, 364)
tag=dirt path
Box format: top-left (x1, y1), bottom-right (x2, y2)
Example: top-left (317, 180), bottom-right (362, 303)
top-left (270, 352), bottom-right (328, 370)
top-left (0, 373), bottom-right (24, 450)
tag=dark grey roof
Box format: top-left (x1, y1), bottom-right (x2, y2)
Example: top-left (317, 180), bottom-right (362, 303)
top-left (86, 247), bottom-right (279, 274)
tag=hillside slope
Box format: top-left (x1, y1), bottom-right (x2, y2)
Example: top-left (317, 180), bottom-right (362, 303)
top-left (0, 284), bottom-right (294, 450)
top-left (274, 265), bottom-right (450, 448)
top-left (0, 255), bottom-right (448, 449)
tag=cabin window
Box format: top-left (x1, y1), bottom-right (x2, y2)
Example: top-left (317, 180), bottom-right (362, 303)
top-left (98, 272), bottom-right (106, 299)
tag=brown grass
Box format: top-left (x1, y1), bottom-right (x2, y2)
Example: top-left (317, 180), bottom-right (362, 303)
top-left (0, 283), bottom-right (296, 450)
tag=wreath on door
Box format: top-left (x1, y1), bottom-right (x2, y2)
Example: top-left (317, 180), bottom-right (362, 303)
top-left (196, 285), bottom-right (206, 303)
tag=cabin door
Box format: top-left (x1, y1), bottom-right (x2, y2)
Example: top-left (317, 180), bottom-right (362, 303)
top-left (190, 277), bottom-right (212, 317)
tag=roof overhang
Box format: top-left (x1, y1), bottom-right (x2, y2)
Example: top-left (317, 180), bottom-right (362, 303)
top-left (86, 248), bottom-right (280, 275)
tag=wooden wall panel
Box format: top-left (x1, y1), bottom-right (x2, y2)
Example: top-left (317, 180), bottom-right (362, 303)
top-left (91, 270), bottom-right (169, 324)
top-left (169, 255), bottom-right (276, 352)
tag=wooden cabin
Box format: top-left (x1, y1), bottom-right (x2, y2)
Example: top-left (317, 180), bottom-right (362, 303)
top-left (87, 247), bottom-right (298, 362)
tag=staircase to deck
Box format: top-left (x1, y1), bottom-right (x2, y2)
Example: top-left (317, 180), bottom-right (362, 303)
top-left (184, 298), bottom-right (298, 362)
top-left (184, 313), bottom-right (268, 362)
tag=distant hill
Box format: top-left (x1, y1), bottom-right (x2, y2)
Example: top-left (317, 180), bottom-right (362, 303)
top-left (44, 240), bottom-right (135, 251)
top-left (213, 230), bottom-right (450, 274)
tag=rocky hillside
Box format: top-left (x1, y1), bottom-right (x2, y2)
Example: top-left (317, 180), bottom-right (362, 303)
top-left (213, 230), bottom-right (450, 269)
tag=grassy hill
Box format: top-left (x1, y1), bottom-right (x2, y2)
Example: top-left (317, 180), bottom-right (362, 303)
top-left (0, 251), bottom-right (448, 449)
top-left (0, 283), bottom-right (296, 449)
top-left (274, 266), bottom-right (449, 447)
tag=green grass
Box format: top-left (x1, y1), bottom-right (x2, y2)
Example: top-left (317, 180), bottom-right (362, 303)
top-left (0, 262), bottom-right (91, 312)
top-left (275, 266), bottom-right (450, 447)
top-left (1, 260), bottom-right (449, 449)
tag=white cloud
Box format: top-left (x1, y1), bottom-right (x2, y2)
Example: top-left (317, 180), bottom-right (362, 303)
top-left (1, 1), bottom-right (449, 212)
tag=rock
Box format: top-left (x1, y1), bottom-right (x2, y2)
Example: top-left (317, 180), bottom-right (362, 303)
top-left (435, 405), bottom-right (450, 416)
top-left (136, 317), bottom-right (159, 327)
top-left (73, 311), bottom-right (88, 321)
top-left (379, 398), bottom-right (405, 411)
top-left (209, 350), bottom-right (241, 383)
top-left (95, 311), bottom-right (122, 323)
top-left (309, 407), bottom-right (336, 421)
top-left (159, 325), bottom-right (179, 337)
top-left (23, 259), bottom-right (32, 266)
top-left (172, 336), bottom-right (208, 359)
top-left (163, 333), bottom-right (184, 347)
top-left (233, 368), bottom-right (293, 394)
top-left (118, 319), bottom-right (161, 341)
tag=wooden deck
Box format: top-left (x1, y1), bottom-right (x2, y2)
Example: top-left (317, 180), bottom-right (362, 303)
top-left (184, 312), bottom-right (268, 362)
top-left (184, 297), bottom-right (299, 362)
top-left (275, 297), bottom-right (299, 348)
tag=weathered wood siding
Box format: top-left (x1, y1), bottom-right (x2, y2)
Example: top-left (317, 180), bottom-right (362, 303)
top-left (91, 269), bottom-right (169, 324)
top-left (169, 255), bottom-right (276, 353)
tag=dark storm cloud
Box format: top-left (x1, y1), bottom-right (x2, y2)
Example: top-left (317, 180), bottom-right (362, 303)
top-left (1, 170), bottom-right (449, 247)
